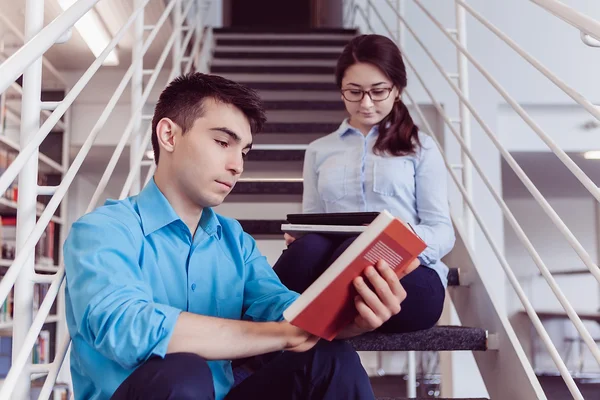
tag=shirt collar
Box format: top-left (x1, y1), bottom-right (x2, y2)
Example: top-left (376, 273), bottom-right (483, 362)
top-left (336, 118), bottom-right (380, 138)
top-left (137, 178), bottom-right (222, 239)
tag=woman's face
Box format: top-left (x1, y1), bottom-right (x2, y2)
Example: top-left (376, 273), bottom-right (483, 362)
top-left (340, 62), bottom-right (399, 135)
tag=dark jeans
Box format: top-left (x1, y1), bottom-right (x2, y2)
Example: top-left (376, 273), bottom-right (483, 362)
top-left (273, 233), bottom-right (446, 333)
top-left (111, 340), bottom-right (375, 400)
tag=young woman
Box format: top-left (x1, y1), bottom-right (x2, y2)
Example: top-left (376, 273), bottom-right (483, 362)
top-left (273, 34), bottom-right (455, 333)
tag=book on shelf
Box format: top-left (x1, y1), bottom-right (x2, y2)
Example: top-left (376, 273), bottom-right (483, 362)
top-left (283, 210), bottom-right (426, 340)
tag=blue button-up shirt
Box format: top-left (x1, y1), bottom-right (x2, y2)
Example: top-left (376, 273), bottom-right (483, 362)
top-left (64, 179), bottom-right (299, 400)
top-left (302, 119), bottom-right (455, 286)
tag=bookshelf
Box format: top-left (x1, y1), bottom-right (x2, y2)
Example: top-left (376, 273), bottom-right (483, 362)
top-left (0, 81), bottom-right (70, 398)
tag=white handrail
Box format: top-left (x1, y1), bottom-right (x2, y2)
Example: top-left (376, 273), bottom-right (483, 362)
top-left (409, 0), bottom-right (600, 287)
top-left (0, 13), bottom-right (67, 87)
top-left (0, 0), bottom-right (100, 95)
top-left (0, 0), bottom-right (152, 310)
top-left (0, 0), bottom-right (152, 202)
top-left (88, 0), bottom-right (195, 212)
top-left (121, 21), bottom-right (213, 199)
top-left (380, 0), bottom-right (600, 370)
top-left (0, 1), bottom-right (208, 396)
top-left (531, 0), bottom-right (600, 42)
top-left (457, 1), bottom-right (600, 125)
top-left (354, 3), bottom-right (588, 398)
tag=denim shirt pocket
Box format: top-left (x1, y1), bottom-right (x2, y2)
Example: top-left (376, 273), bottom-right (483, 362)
top-left (318, 164), bottom-right (347, 203)
top-left (373, 158), bottom-right (413, 196)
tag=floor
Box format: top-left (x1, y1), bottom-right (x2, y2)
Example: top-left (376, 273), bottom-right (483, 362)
top-left (369, 374), bottom-right (600, 399)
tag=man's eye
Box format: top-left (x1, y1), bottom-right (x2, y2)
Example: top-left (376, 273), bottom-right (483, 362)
top-left (242, 152), bottom-right (249, 160)
top-left (215, 140), bottom-right (228, 148)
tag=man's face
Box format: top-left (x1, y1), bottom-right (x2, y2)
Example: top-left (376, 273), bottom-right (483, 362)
top-left (169, 98), bottom-right (252, 208)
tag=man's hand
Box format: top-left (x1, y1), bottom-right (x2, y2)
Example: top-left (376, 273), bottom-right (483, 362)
top-left (337, 258), bottom-right (418, 338)
top-left (279, 321), bottom-right (320, 352)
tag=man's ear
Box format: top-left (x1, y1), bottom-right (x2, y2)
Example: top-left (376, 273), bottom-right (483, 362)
top-left (156, 118), bottom-right (180, 155)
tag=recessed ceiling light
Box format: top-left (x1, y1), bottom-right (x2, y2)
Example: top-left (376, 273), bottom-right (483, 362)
top-left (583, 151), bottom-right (600, 160)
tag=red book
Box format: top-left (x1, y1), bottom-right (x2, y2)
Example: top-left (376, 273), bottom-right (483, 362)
top-left (283, 210), bottom-right (427, 340)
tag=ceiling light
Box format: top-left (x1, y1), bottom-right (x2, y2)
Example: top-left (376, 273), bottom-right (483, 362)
top-left (58, 0), bottom-right (119, 66)
top-left (145, 150), bottom-right (155, 160)
top-left (583, 151), bottom-right (600, 160)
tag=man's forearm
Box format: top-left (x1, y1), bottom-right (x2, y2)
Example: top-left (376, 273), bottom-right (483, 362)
top-left (166, 312), bottom-right (300, 360)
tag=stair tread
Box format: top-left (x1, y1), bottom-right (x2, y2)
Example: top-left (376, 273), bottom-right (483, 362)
top-left (376, 398), bottom-right (489, 400)
top-left (212, 65), bottom-right (335, 74)
top-left (262, 122), bottom-right (339, 134)
top-left (241, 82), bottom-right (338, 91)
top-left (263, 100), bottom-right (344, 111)
top-left (214, 51), bottom-right (342, 60)
top-left (216, 38), bottom-right (350, 47)
top-left (213, 27), bottom-right (357, 35)
top-left (346, 326), bottom-right (487, 351)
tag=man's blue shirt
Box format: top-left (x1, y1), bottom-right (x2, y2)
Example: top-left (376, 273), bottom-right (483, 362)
top-left (64, 179), bottom-right (299, 400)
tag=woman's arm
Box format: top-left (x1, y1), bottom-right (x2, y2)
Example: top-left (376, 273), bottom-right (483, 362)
top-left (302, 145), bottom-right (326, 213)
top-left (411, 136), bottom-right (456, 264)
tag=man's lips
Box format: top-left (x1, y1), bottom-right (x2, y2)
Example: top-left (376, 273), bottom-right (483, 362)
top-left (216, 180), bottom-right (233, 189)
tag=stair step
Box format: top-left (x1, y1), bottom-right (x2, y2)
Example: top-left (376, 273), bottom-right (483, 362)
top-left (232, 180), bottom-right (303, 195)
top-left (239, 219), bottom-right (286, 235)
top-left (216, 38), bottom-right (350, 47)
top-left (242, 82), bottom-right (338, 91)
top-left (262, 122), bottom-right (338, 134)
top-left (376, 398), bottom-right (489, 400)
top-left (212, 65), bottom-right (336, 75)
top-left (214, 51), bottom-right (342, 60)
top-left (213, 27), bottom-right (357, 35)
top-left (245, 149), bottom-right (305, 162)
top-left (263, 100), bottom-right (344, 111)
top-left (346, 326), bottom-right (487, 352)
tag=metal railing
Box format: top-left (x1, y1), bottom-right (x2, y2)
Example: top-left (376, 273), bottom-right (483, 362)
top-left (346, 0), bottom-right (600, 399)
top-left (0, 0), bottom-right (212, 398)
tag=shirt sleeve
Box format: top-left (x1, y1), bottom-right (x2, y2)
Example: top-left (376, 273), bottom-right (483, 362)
top-left (411, 136), bottom-right (456, 265)
top-left (239, 231), bottom-right (299, 322)
top-left (64, 212), bottom-right (181, 370)
top-left (302, 145), bottom-right (326, 213)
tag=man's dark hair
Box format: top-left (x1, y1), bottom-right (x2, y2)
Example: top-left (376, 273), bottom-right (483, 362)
top-left (151, 72), bottom-right (266, 164)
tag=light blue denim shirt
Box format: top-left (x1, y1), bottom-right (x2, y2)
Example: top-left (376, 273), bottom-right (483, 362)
top-left (64, 179), bottom-right (299, 400)
top-left (302, 119), bottom-right (455, 286)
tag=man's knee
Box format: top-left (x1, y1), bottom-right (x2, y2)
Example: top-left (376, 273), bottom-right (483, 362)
top-left (160, 353), bottom-right (214, 398)
top-left (113, 353), bottom-right (214, 400)
top-left (312, 340), bottom-right (363, 371)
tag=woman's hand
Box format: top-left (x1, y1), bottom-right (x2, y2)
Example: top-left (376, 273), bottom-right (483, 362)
top-left (284, 233), bottom-right (297, 246)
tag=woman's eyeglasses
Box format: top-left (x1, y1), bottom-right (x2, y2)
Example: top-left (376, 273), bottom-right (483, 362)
top-left (341, 88), bottom-right (394, 102)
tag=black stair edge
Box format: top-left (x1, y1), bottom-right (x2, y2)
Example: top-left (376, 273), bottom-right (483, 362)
top-left (262, 122), bottom-right (339, 134)
top-left (238, 219), bottom-right (287, 235)
top-left (346, 326), bottom-right (487, 352)
top-left (241, 82), bottom-right (338, 91)
top-left (211, 65), bottom-right (336, 75)
top-left (263, 100), bottom-right (344, 111)
top-left (216, 38), bottom-right (351, 47)
top-left (231, 181), bottom-right (303, 195)
top-left (376, 398), bottom-right (489, 400)
top-left (214, 27), bottom-right (357, 35)
top-left (214, 51), bottom-right (342, 60)
top-left (245, 149), bottom-right (305, 162)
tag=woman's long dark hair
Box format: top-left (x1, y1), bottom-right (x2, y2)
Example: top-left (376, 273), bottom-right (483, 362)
top-left (335, 34), bottom-right (420, 156)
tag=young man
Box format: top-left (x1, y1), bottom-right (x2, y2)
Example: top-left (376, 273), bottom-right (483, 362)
top-left (64, 73), bottom-right (409, 400)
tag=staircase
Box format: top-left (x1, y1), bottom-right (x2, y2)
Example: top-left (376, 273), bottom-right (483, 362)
top-left (211, 27), bottom-right (489, 399)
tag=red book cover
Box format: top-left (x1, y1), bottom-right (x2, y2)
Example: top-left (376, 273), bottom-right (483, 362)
top-left (283, 210), bottom-right (427, 340)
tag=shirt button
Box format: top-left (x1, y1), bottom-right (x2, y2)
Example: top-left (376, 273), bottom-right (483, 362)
top-left (191, 283), bottom-right (197, 291)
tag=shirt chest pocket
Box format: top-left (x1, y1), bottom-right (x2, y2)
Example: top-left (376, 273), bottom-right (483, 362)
top-left (373, 158), bottom-right (415, 196)
top-left (317, 164), bottom-right (347, 203)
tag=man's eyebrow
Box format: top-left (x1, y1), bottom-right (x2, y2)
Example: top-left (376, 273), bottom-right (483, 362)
top-left (210, 127), bottom-right (253, 150)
